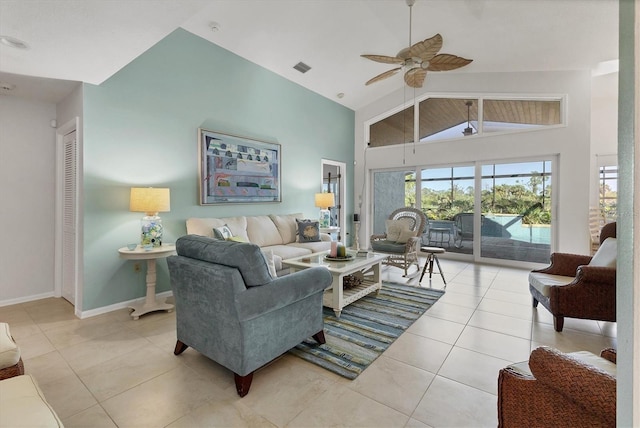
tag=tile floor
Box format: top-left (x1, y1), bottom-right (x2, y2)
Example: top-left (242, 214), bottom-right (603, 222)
top-left (1, 258), bottom-right (617, 427)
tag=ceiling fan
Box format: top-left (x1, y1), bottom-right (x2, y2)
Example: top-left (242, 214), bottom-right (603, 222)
top-left (361, 0), bottom-right (473, 88)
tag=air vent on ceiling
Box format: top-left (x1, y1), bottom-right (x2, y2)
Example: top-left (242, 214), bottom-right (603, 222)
top-left (293, 62), bottom-right (311, 74)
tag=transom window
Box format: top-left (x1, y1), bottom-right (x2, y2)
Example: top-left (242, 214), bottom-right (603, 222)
top-left (368, 96), bottom-right (563, 147)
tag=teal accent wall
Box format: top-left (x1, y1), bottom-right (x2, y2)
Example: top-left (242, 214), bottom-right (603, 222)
top-left (82, 29), bottom-right (354, 311)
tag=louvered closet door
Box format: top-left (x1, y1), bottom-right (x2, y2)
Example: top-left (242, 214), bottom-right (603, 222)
top-left (62, 130), bottom-right (77, 304)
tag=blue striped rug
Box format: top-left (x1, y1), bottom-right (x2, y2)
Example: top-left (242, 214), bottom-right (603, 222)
top-left (289, 282), bottom-right (445, 379)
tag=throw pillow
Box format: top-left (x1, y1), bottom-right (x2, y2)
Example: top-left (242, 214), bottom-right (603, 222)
top-left (262, 250), bottom-right (278, 278)
top-left (296, 219), bottom-right (320, 242)
top-left (589, 237), bottom-right (617, 267)
top-left (385, 219), bottom-right (406, 242)
top-left (226, 236), bottom-right (247, 243)
top-left (213, 224), bottom-right (233, 240)
top-left (396, 228), bottom-right (415, 244)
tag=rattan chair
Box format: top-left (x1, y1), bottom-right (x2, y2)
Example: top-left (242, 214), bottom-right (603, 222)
top-left (498, 346), bottom-right (616, 428)
top-left (370, 207), bottom-right (427, 276)
top-left (529, 221), bottom-right (616, 331)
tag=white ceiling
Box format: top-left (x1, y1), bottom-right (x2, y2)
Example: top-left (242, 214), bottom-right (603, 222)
top-left (0, 0), bottom-right (619, 110)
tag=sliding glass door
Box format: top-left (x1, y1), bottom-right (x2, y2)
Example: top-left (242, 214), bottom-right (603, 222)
top-left (371, 157), bottom-right (554, 264)
top-left (479, 160), bottom-right (552, 263)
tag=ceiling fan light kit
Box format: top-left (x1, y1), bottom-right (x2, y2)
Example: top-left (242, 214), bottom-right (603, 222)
top-left (361, 0), bottom-right (472, 88)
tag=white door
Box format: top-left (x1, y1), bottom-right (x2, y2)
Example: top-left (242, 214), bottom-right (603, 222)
top-left (61, 130), bottom-right (77, 304)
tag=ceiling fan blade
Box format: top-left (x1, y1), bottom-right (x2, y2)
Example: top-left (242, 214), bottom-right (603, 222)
top-left (409, 34), bottom-right (443, 61)
top-left (361, 54), bottom-right (404, 65)
top-left (427, 54), bottom-right (473, 71)
top-left (365, 67), bottom-right (402, 86)
top-left (404, 68), bottom-right (427, 88)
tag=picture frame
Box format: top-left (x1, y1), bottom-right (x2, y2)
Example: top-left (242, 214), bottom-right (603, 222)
top-left (198, 128), bottom-right (281, 205)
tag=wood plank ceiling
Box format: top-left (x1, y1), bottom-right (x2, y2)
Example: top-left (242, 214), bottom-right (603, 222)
top-left (369, 98), bottom-right (561, 147)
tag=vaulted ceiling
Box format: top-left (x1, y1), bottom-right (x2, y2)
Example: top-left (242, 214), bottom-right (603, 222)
top-left (0, 0), bottom-right (619, 110)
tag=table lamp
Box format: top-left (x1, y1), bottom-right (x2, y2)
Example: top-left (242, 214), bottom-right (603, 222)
top-left (130, 187), bottom-right (170, 247)
top-left (315, 192), bottom-right (335, 228)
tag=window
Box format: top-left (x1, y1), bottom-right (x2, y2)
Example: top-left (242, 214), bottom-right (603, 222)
top-left (599, 165), bottom-right (618, 221)
top-left (367, 96), bottom-right (564, 147)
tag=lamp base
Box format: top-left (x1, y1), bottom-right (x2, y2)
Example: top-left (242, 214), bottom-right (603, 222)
top-left (141, 215), bottom-right (163, 247)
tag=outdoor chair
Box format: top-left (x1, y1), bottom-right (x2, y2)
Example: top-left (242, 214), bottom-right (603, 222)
top-left (498, 346), bottom-right (616, 428)
top-left (453, 212), bottom-right (482, 248)
top-left (370, 207), bottom-right (427, 276)
top-left (529, 222), bottom-right (616, 331)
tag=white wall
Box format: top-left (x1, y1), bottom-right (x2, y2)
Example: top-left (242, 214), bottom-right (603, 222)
top-left (0, 96), bottom-right (57, 303)
top-left (590, 72), bottom-right (619, 206)
top-left (354, 70), bottom-right (605, 256)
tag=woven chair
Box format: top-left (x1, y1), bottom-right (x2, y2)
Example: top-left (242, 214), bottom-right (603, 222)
top-left (529, 221), bottom-right (616, 331)
top-left (498, 346), bottom-right (616, 428)
top-left (370, 207), bottom-right (427, 276)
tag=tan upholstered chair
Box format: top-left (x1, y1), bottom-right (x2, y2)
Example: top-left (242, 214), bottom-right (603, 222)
top-left (370, 207), bottom-right (427, 276)
top-left (498, 346), bottom-right (616, 428)
top-left (528, 222), bottom-right (616, 332)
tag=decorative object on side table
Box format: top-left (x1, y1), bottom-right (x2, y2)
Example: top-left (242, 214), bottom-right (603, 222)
top-left (130, 187), bottom-right (170, 247)
top-left (353, 213), bottom-right (361, 251)
top-left (315, 192), bottom-right (335, 228)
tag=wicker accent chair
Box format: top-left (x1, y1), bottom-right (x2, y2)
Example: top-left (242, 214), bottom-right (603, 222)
top-left (370, 207), bottom-right (427, 276)
top-left (498, 346), bottom-right (616, 428)
top-left (529, 221), bottom-right (616, 332)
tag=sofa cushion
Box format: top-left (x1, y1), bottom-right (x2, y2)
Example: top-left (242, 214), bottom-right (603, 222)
top-left (269, 213), bottom-right (303, 244)
top-left (371, 239), bottom-right (406, 254)
top-left (262, 250), bottom-right (277, 278)
top-left (296, 219), bottom-right (320, 242)
top-left (187, 217), bottom-right (249, 241)
top-left (0, 375), bottom-right (64, 427)
top-left (176, 235), bottom-right (272, 287)
top-left (263, 244), bottom-right (312, 260)
top-left (288, 241), bottom-right (332, 254)
top-left (589, 237), bottom-right (617, 268)
top-left (246, 216), bottom-right (283, 247)
top-left (528, 272), bottom-right (575, 297)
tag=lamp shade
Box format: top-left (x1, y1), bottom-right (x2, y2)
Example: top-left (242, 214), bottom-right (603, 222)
top-left (314, 192), bottom-right (335, 209)
top-left (130, 187), bottom-right (170, 215)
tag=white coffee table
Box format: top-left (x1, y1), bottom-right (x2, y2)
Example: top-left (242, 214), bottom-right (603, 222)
top-left (283, 251), bottom-right (388, 317)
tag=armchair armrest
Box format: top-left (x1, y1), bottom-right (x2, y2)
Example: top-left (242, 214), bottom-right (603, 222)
top-left (528, 347), bottom-right (616, 418)
top-left (319, 233), bottom-right (332, 242)
top-left (600, 348), bottom-right (617, 364)
top-left (533, 252), bottom-right (593, 276)
top-left (236, 267), bottom-right (332, 321)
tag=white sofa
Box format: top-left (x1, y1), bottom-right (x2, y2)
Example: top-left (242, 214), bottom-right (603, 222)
top-left (186, 213), bottom-right (332, 275)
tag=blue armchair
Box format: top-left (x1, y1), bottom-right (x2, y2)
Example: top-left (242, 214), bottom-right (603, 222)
top-left (167, 235), bottom-right (332, 397)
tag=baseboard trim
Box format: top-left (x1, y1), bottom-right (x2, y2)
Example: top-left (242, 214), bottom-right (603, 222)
top-left (0, 292), bottom-right (56, 308)
top-left (77, 290), bottom-right (174, 319)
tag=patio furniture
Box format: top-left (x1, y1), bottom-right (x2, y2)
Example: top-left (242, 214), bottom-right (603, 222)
top-left (426, 220), bottom-right (454, 247)
top-left (453, 213), bottom-right (482, 248)
top-left (529, 222), bottom-right (616, 331)
top-left (167, 235), bottom-right (332, 397)
top-left (419, 246), bottom-right (447, 285)
top-left (370, 207), bottom-right (427, 276)
top-left (497, 346), bottom-right (616, 428)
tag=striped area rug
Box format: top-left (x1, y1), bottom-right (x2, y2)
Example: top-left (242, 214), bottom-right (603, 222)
top-left (289, 282), bottom-right (445, 379)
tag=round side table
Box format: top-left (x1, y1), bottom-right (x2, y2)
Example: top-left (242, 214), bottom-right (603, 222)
top-left (118, 244), bottom-right (176, 320)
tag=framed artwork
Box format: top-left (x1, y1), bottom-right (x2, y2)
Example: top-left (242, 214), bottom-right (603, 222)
top-left (198, 129), bottom-right (281, 205)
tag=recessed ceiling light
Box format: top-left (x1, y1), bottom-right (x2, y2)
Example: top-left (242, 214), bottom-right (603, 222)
top-left (209, 22), bottom-right (221, 32)
top-left (337, 93), bottom-right (345, 99)
top-left (0, 35), bottom-right (29, 50)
